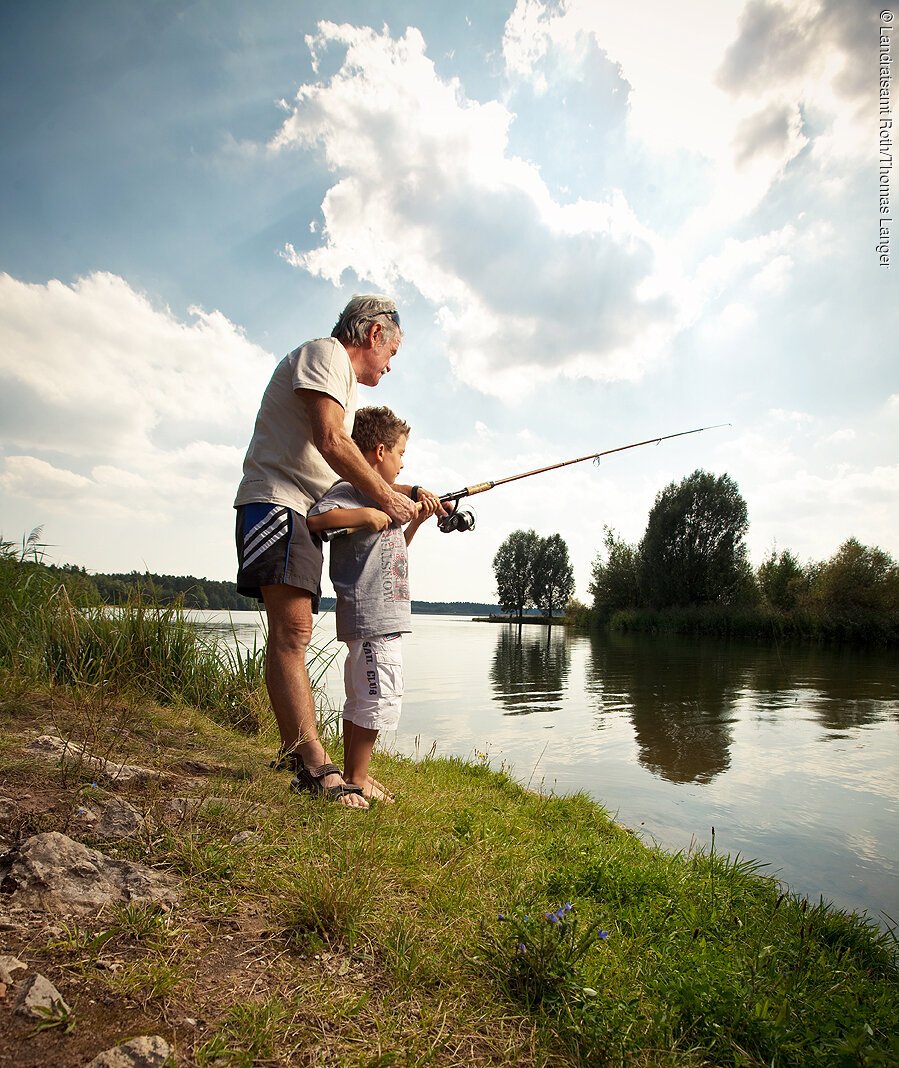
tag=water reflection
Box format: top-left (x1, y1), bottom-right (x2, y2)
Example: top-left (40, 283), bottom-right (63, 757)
top-left (586, 632), bottom-right (740, 784)
top-left (490, 625), bottom-right (570, 717)
top-left (580, 633), bottom-right (899, 784)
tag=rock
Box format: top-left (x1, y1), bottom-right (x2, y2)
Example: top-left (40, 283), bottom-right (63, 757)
top-left (230, 830), bottom-right (257, 846)
top-left (95, 797), bottom-right (147, 839)
top-left (83, 1035), bottom-right (173, 1067)
top-left (26, 734), bottom-right (162, 785)
top-left (14, 972), bottom-right (71, 1018)
top-left (0, 796), bottom-right (19, 823)
top-left (0, 831), bottom-right (179, 915)
top-left (0, 954), bottom-right (27, 983)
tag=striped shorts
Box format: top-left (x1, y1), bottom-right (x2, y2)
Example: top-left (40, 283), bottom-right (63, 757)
top-left (235, 503), bottom-right (323, 606)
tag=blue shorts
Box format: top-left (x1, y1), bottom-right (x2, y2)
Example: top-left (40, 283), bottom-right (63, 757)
top-left (235, 503), bottom-right (323, 607)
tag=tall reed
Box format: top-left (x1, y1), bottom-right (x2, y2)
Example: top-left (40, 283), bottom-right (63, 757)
top-left (0, 537), bottom-right (335, 738)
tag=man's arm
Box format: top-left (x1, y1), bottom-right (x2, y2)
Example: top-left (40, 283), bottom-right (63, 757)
top-left (299, 390), bottom-right (416, 524)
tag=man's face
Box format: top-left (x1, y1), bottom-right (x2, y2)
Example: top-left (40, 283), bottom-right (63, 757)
top-left (357, 324), bottom-right (401, 387)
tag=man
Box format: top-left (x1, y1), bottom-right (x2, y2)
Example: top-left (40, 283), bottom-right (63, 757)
top-left (234, 294), bottom-right (439, 808)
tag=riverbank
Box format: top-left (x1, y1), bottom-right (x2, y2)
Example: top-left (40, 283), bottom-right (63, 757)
top-left (1, 687), bottom-right (896, 1067)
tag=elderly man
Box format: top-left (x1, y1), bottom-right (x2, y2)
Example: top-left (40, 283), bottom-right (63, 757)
top-left (234, 295), bottom-right (439, 808)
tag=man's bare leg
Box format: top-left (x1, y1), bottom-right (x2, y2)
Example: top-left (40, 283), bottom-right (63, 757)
top-left (261, 583), bottom-right (367, 809)
top-left (343, 719), bottom-right (394, 802)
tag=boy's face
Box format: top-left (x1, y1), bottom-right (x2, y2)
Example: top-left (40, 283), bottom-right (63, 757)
top-left (375, 433), bottom-right (407, 485)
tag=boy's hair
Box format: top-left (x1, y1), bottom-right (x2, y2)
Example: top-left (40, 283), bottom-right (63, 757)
top-left (352, 406), bottom-right (411, 453)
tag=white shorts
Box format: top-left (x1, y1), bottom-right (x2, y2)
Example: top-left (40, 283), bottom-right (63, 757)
top-left (343, 634), bottom-right (404, 731)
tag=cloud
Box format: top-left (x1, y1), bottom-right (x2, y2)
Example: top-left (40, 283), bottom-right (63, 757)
top-left (0, 270), bottom-right (273, 523)
top-left (270, 21), bottom-right (675, 399)
top-left (502, 0), bottom-right (869, 233)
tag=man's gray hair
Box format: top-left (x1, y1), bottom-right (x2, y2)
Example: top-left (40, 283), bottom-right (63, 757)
top-left (331, 294), bottom-right (401, 346)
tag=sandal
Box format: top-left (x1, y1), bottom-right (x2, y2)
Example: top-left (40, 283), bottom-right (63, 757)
top-left (290, 763), bottom-right (366, 803)
top-left (270, 749), bottom-right (304, 774)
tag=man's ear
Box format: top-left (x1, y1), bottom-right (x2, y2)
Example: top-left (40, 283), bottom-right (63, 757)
top-left (367, 321), bottom-right (382, 347)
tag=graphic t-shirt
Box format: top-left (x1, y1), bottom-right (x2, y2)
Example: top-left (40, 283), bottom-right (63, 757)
top-left (234, 337), bottom-right (357, 514)
top-left (309, 481), bottom-right (411, 642)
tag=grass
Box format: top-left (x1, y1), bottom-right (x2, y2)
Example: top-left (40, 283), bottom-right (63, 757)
top-left (1, 541), bottom-right (897, 1066)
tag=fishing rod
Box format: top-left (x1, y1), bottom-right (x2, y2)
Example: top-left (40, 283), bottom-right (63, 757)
top-left (320, 422), bottom-right (730, 541)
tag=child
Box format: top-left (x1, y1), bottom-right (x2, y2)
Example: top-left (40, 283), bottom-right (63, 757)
top-left (305, 406), bottom-right (437, 802)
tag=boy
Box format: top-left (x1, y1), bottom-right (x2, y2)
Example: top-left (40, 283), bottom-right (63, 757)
top-left (305, 406), bottom-right (437, 802)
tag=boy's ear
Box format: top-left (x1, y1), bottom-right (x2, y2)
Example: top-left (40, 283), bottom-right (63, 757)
top-left (374, 442), bottom-right (386, 461)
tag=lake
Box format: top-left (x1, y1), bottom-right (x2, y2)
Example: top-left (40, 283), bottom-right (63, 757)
top-left (195, 610), bottom-right (899, 927)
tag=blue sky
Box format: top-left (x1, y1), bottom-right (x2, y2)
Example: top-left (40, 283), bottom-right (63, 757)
top-left (1, 0), bottom-right (896, 603)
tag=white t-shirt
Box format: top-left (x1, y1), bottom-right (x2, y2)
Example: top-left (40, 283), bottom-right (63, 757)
top-left (234, 337), bottom-right (358, 514)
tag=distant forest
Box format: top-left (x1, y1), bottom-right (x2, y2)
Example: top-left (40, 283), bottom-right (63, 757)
top-left (46, 564), bottom-right (499, 616)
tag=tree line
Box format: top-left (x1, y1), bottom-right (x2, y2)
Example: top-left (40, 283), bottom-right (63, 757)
top-left (492, 531), bottom-right (575, 619)
top-left (33, 563), bottom-right (259, 610)
top-left (492, 470), bottom-right (899, 643)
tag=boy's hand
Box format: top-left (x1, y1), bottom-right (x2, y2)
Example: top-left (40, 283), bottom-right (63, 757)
top-left (416, 496), bottom-right (440, 521)
top-left (415, 487), bottom-right (447, 516)
top-left (363, 508), bottom-right (392, 532)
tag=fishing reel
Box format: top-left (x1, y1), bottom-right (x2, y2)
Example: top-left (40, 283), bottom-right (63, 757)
top-left (438, 504), bottom-right (476, 533)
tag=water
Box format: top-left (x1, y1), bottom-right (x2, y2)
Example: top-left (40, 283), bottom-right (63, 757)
top-left (195, 610), bottom-right (899, 926)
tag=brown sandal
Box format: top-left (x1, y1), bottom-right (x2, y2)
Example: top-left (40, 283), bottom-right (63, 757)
top-left (290, 763), bottom-right (366, 803)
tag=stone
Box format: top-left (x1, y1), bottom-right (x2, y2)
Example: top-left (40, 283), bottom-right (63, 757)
top-left (0, 954), bottom-right (27, 983)
top-left (82, 1035), bottom-right (173, 1067)
top-left (0, 831), bottom-right (179, 915)
top-left (95, 797), bottom-right (146, 839)
top-left (14, 972), bottom-right (71, 1018)
top-left (230, 830), bottom-right (257, 845)
top-left (26, 734), bottom-right (162, 785)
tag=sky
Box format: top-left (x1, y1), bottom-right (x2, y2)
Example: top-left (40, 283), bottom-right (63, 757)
top-left (1, 0), bottom-right (897, 604)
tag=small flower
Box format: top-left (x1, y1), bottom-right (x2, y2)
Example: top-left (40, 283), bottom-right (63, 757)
top-left (546, 912), bottom-right (559, 924)
top-left (597, 930), bottom-right (610, 940)
top-left (516, 942), bottom-right (527, 955)
top-left (498, 913), bottom-right (506, 921)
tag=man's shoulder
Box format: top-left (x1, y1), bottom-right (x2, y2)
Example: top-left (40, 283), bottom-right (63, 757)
top-left (289, 337), bottom-right (346, 363)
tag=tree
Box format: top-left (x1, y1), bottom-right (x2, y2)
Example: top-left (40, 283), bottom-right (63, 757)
top-left (589, 526), bottom-right (640, 619)
top-left (811, 538), bottom-right (899, 617)
top-left (638, 470), bottom-right (750, 608)
top-left (493, 529), bottom-right (540, 617)
top-left (757, 548), bottom-right (806, 611)
top-left (530, 533), bottom-right (575, 619)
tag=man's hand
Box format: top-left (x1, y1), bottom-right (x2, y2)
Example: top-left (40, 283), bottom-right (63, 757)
top-left (382, 489), bottom-right (417, 524)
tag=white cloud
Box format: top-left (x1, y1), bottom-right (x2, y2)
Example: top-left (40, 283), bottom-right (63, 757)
top-left (502, 0), bottom-right (872, 235)
top-left (0, 271), bottom-right (271, 458)
top-left (0, 271), bottom-right (274, 537)
top-left (270, 21), bottom-right (676, 399)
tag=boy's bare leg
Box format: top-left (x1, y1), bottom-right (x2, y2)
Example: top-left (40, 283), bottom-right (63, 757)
top-left (343, 720), bottom-right (394, 802)
top-left (261, 584), bottom-right (367, 808)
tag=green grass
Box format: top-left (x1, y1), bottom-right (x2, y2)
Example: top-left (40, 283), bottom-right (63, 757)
top-left (1, 538), bottom-right (897, 1066)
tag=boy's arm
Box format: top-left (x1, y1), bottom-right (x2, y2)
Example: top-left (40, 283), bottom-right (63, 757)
top-left (403, 497), bottom-right (439, 546)
top-left (307, 506), bottom-right (391, 535)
